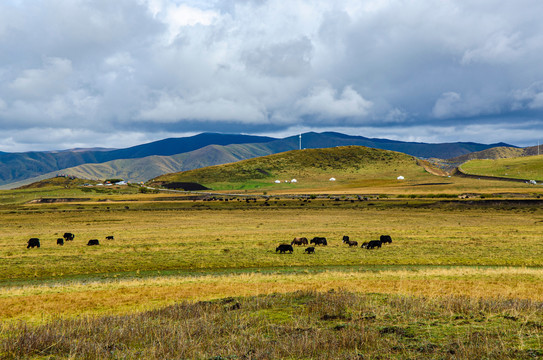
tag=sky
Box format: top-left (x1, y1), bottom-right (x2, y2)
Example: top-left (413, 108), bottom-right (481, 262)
top-left (1, 0), bottom-right (543, 152)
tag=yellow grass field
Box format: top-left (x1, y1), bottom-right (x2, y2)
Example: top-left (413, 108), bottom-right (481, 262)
top-left (2, 267), bottom-right (543, 323)
top-left (2, 177), bottom-right (543, 359)
top-left (1, 197), bottom-right (543, 324)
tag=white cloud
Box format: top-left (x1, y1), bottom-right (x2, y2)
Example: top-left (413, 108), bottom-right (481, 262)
top-left (384, 108), bottom-right (408, 123)
top-left (432, 90), bottom-right (505, 119)
top-left (166, 4), bottom-right (218, 27)
top-left (9, 57), bottom-right (73, 100)
top-left (432, 92), bottom-right (461, 118)
top-left (529, 93), bottom-right (543, 109)
top-left (138, 92), bottom-right (268, 123)
top-left (0, 126), bottom-right (191, 152)
top-left (1, 0), bottom-right (543, 151)
top-left (243, 37), bottom-right (313, 77)
top-left (104, 52), bottom-right (135, 71)
top-left (461, 32), bottom-right (524, 65)
top-left (160, 3), bottom-right (219, 43)
top-left (296, 84), bottom-right (372, 119)
top-left (512, 82), bottom-right (543, 110)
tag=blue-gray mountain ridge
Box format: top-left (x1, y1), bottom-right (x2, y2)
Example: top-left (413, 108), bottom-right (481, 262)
top-left (0, 132), bottom-right (513, 187)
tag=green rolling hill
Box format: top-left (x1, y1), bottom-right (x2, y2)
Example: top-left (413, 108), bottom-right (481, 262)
top-left (148, 146), bottom-right (437, 191)
top-left (460, 155), bottom-right (543, 182)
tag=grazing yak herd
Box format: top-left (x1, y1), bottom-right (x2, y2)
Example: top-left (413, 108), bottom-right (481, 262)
top-left (26, 232), bottom-right (114, 248)
top-left (276, 235), bottom-right (393, 254)
top-left (27, 231), bottom-right (392, 255)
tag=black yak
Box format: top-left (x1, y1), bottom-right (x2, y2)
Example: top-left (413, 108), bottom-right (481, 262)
top-left (27, 238), bottom-right (40, 248)
top-left (310, 237), bottom-right (327, 246)
top-left (63, 232), bottom-right (75, 241)
top-left (304, 246), bottom-right (315, 254)
top-left (276, 244), bottom-right (294, 253)
top-left (380, 235), bottom-right (392, 244)
top-left (366, 240), bottom-right (382, 249)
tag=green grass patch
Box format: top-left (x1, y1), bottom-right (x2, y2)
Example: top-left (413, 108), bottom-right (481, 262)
top-left (461, 155), bottom-right (543, 181)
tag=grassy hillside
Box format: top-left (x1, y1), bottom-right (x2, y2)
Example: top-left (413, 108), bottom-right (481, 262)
top-left (0, 133), bottom-right (275, 186)
top-left (16, 176), bottom-right (96, 189)
top-left (149, 146), bottom-right (433, 190)
top-left (0, 144), bottom-right (276, 189)
top-left (0, 150), bottom-right (104, 186)
top-left (460, 155), bottom-right (543, 181)
top-left (448, 146), bottom-right (525, 163)
top-left (448, 144), bottom-right (543, 163)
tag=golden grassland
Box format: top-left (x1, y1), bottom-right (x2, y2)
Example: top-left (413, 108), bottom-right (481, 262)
top-left (2, 202), bottom-right (543, 279)
top-left (1, 197), bottom-right (543, 324)
top-left (1, 183), bottom-right (543, 358)
top-left (3, 150), bottom-right (543, 357)
top-left (2, 267), bottom-right (543, 324)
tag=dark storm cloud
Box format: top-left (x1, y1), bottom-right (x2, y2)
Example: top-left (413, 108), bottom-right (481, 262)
top-left (0, 0), bottom-right (543, 151)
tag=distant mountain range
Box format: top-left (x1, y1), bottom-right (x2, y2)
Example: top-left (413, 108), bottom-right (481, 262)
top-left (0, 132), bottom-right (514, 188)
top-left (0, 133), bottom-right (275, 187)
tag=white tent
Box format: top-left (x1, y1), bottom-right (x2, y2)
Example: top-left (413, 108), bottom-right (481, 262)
top-left (291, 179), bottom-right (297, 183)
top-left (329, 177), bottom-right (336, 181)
top-left (397, 176), bottom-right (405, 180)
top-left (274, 180), bottom-right (281, 184)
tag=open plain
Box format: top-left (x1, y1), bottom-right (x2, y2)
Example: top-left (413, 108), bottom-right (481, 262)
top-left (1, 172), bottom-right (543, 358)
